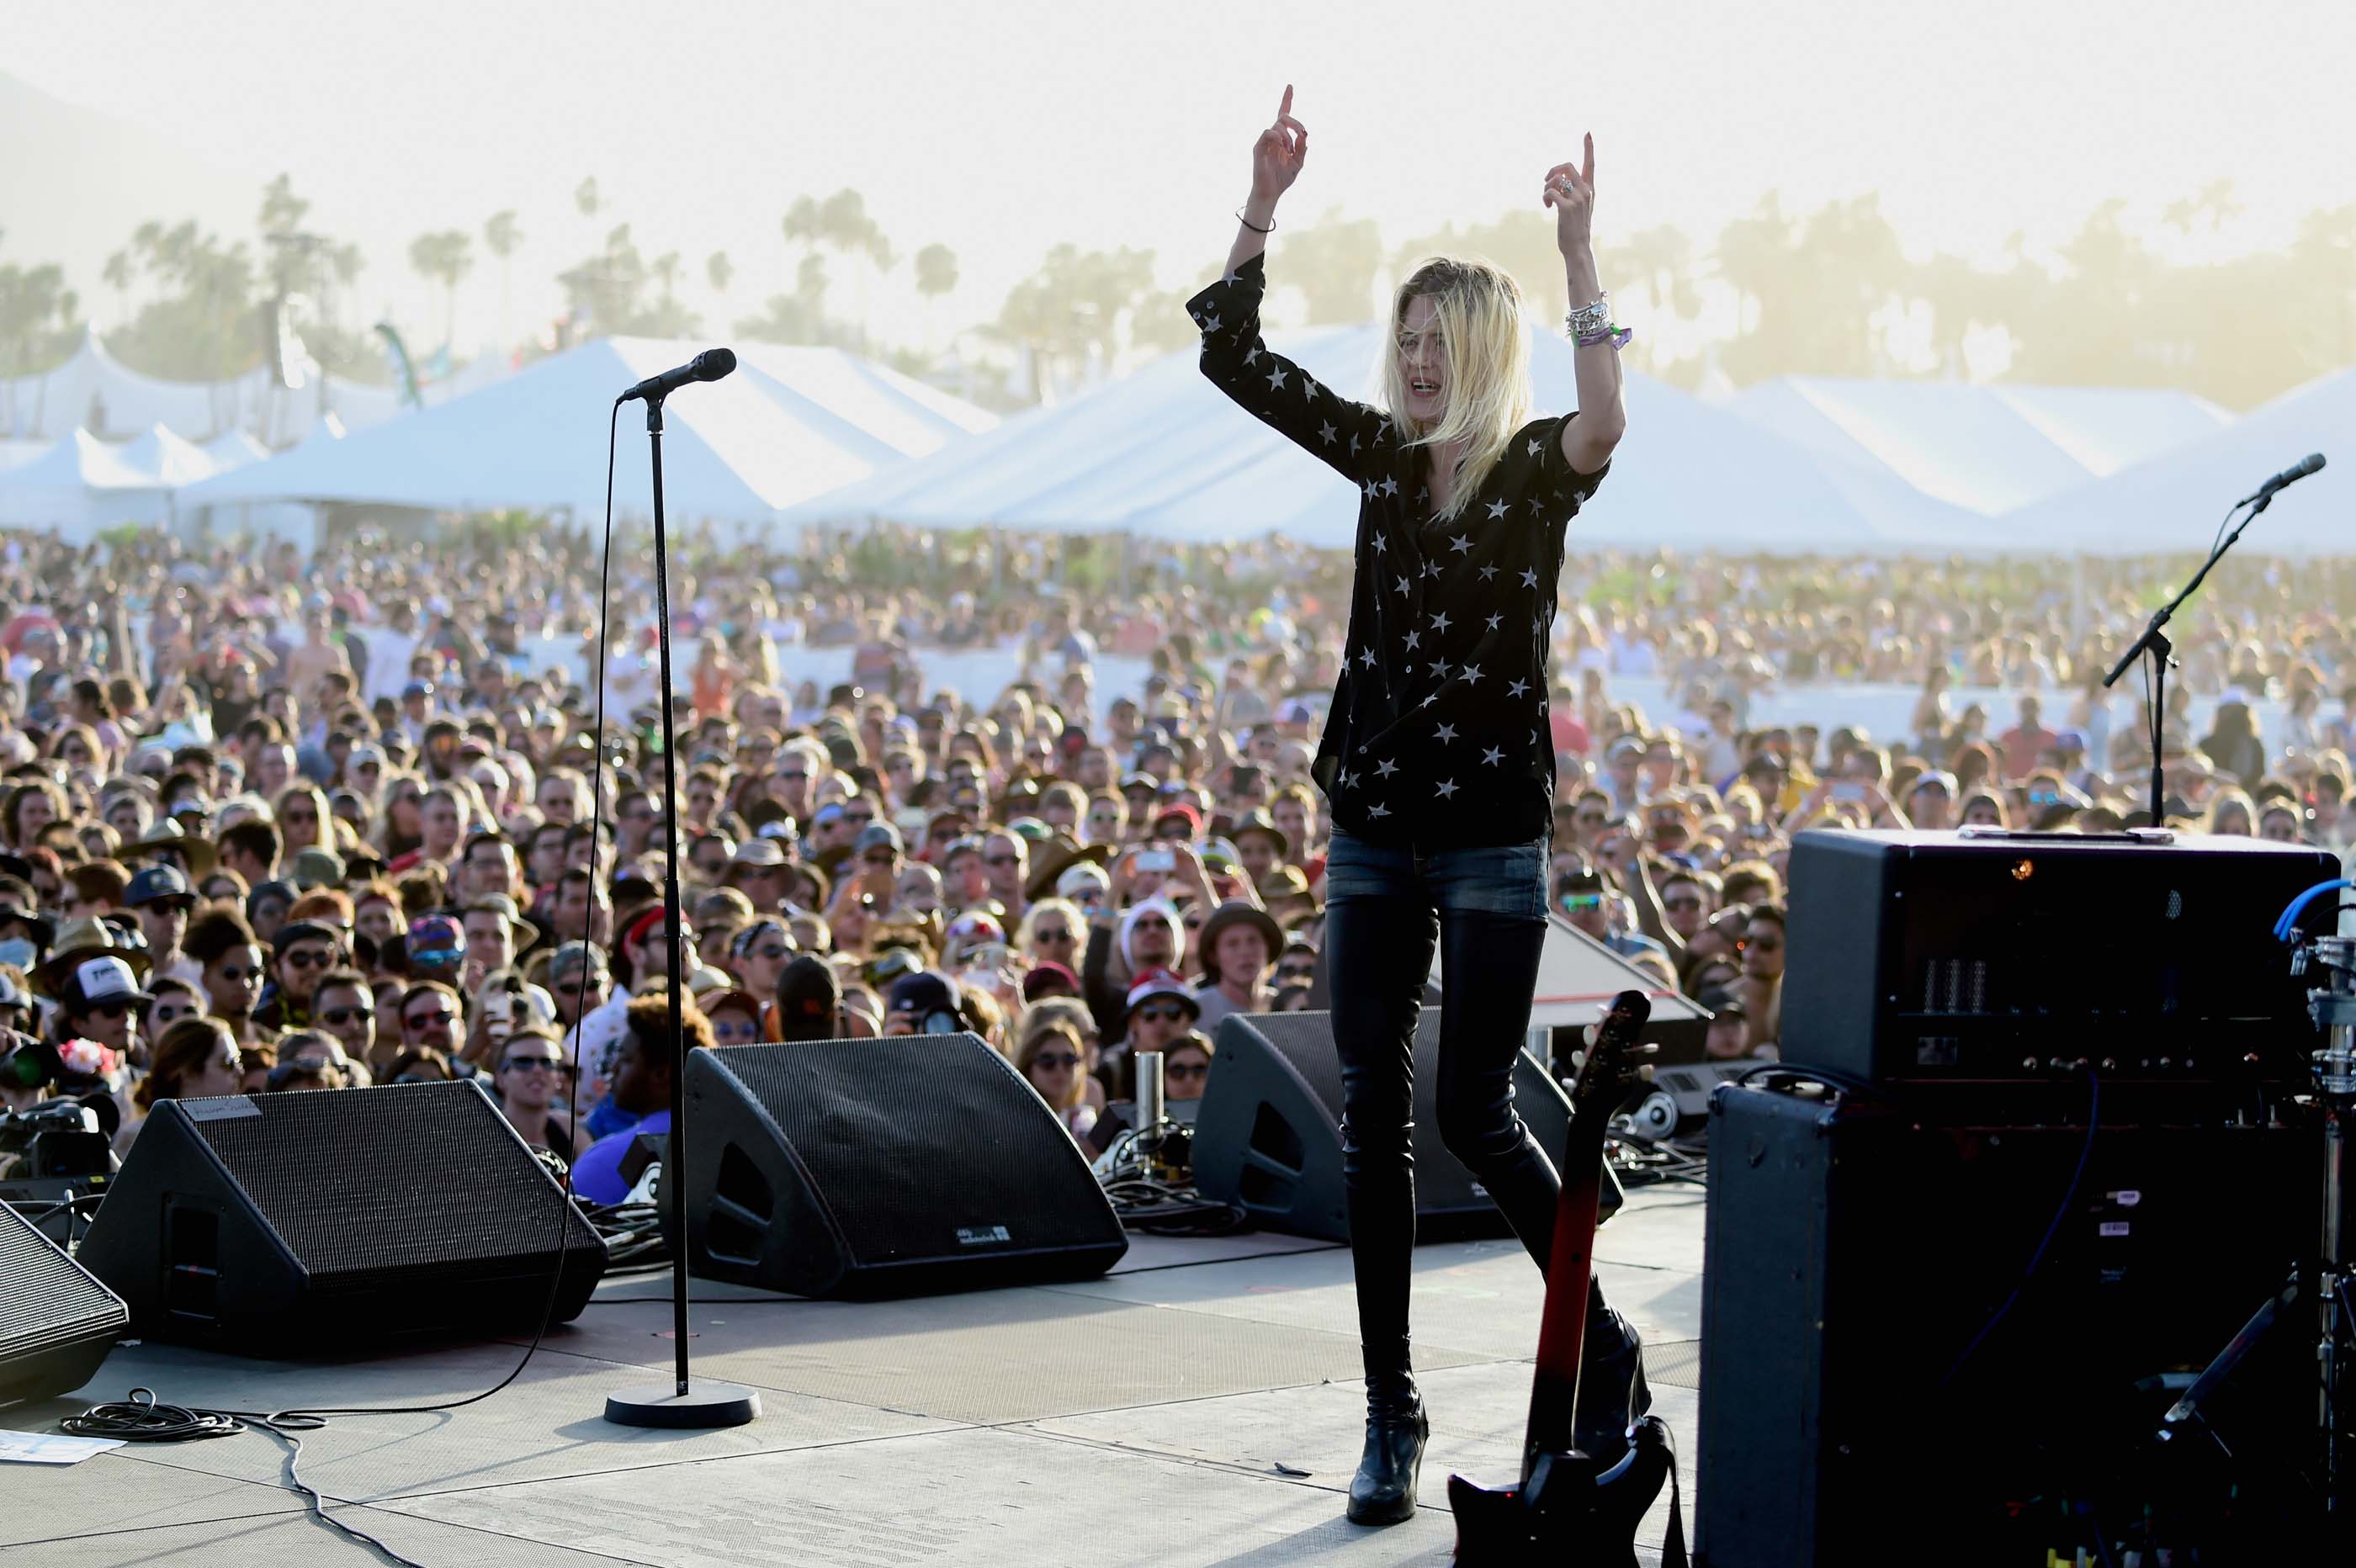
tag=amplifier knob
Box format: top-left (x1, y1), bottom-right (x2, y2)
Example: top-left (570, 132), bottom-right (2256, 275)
top-left (2022, 1057), bottom-right (2038, 1072)
top-left (2157, 1057), bottom-right (2173, 1071)
top-left (2100, 1058), bottom-right (2118, 1073)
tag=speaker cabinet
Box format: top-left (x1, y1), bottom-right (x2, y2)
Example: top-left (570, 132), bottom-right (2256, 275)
top-left (679, 1034), bottom-right (1128, 1299)
top-left (1, 1198), bottom-right (125, 1407)
top-left (76, 1082), bottom-right (606, 1349)
top-left (1192, 1009), bottom-right (1612, 1242)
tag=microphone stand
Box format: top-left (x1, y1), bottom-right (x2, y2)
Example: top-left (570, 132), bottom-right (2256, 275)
top-left (2102, 486), bottom-right (2277, 829)
top-left (604, 390), bottom-right (761, 1430)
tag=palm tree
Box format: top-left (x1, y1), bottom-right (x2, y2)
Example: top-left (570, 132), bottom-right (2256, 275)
top-left (408, 230), bottom-right (475, 352)
top-left (102, 249), bottom-right (134, 330)
top-left (707, 250), bottom-right (734, 296)
top-left (817, 188), bottom-right (892, 349)
top-left (914, 242), bottom-right (957, 352)
top-left (484, 209), bottom-right (522, 350)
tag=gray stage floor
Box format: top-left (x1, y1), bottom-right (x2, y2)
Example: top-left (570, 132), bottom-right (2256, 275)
top-left (8, 1187), bottom-right (1706, 1565)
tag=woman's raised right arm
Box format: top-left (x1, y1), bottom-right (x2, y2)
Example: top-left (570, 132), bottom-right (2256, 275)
top-left (1189, 86), bottom-right (1384, 482)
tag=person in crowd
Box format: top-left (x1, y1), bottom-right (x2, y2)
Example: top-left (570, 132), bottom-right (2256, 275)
top-left (1191, 899), bottom-right (1283, 1031)
top-left (491, 1026), bottom-right (572, 1158)
top-left (184, 907), bottom-right (268, 1046)
top-left (1162, 1030), bottom-right (1215, 1101)
top-left (119, 1016), bottom-right (242, 1155)
top-left (571, 994), bottom-right (715, 1203)
top-left (1014, 1014), bottom-right (1096, 1139)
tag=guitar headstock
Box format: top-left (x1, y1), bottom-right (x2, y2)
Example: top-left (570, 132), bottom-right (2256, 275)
top-left (1564, 988), bottom-right (1655, 1110)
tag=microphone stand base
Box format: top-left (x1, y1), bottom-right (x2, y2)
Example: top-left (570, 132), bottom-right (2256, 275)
top-left (604, 1380), bottom-right (763, 1430)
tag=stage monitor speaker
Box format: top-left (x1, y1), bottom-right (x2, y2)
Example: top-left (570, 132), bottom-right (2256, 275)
top-left (1, 1196), bottom-right (125, 1408)
top-left (1192, 1009), bottom-right (1615, 1243)
top-left (75, 1082), bottom-right (607, 1349)
top-left (1695, 1077), bottom-right (2315, 1566)
top-left (679, 1034), bottom-right (1129, 1299)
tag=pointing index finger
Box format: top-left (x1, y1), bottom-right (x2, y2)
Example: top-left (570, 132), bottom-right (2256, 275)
top-left (1583, 131), bottom-right (1595, 185)
top-left (1280, 84), bottom-right (1293, 121)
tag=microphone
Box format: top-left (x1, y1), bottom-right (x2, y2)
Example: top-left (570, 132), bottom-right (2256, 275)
top-left (2239, 452), bottom-right (2325, 506)
top-left (618, 347), bottom-right (737, 404)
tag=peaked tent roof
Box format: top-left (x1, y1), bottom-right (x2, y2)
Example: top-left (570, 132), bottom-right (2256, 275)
top-left (176, 336), bottom-right (993, 531)
top-left (119, 423), bottom-right (218, 485)
top-left (0, 427), bottom-right (169, 528)
top-left (201, 429), bottom-right (272, 472)
top-left (1998, 366), bottom-right (2354, 557)
top-left (786, 321), bottom-right (1983, 555)
top-left (1724, 375), bottom-right (2231, 516)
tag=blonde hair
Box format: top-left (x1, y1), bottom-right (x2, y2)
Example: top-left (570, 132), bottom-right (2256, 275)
top-left (1382, 257), bottom-right (1534, 524)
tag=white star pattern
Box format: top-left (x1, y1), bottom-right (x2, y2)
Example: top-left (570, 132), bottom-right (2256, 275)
top-left (1478, 565), bottom-right (1499, 582)
top-left (1371, 533), bottom-right (1387, 553)
top-left (1460, 664), bottom-right (1483, 684)
top-left (1449, 534), bottom-right (1472, 554)
top-left (1221, 268), bottom-right (1242, 288)
top-left (1394, 575), bottom-right (1411, 597)
top-left (1486, 499), bottom-right (1509, 520)
top-left (1429, 611), bottom-right (1452, 633)
top-left (1424, 560), bottom-right (1443, 580)
top-left (1402, 629), bottom-right (1421, 651)
top-left (1520, 568), bottom-right (1540, 588)
top-left (1366, 803), bottom-right (1390, 818)
top-left (1508, 679), bottom-right (1531, 699)
top-left (1481, 745), bottom-right (1504, 765)
top-left (1358, 646), bottom-right (1377, 669)
top-left (1430, 658), bottom-right (1451, 680)
top-left (1266, 365), bottom-right (1288, 390)
top-left (1528, 437), bottom-right (1545, 456)
top-left (1435, 723), bottom-right (1457, 742)
top-left (1362, 479), bottom-right (1379, 499)
top-left (1421, 693), bottom-right (1440, 707)
top-left (1435, 779), bottom-right (1459, 799)
top-left (1319, 421), bottom-right (1340, 445)
top-left (1303, 379), bottom-right (1320, 400)
top-left (1350, 433), bottom-right (1361, 456)
top-left (1380, 476), bottom-right (1398, 496)
top-left (1244, 346), bottom-right (1261, 366)
top-left (1340, 768), bottom-right (1358, 789)
top-left (1201, 314), bottom-right (1222, 333)
top-left (1376, 758), bottom-right (1399, 778)
top-left (1528, 498), bottom-right (1545, 516)
top-left (1376, 417), bottom-right (1392, 440)
top-left (1484, 612), bottom-right (1504, 630)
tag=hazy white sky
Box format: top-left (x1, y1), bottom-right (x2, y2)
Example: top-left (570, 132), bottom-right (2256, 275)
top-left (8, 0), bottom-right (2353, 357)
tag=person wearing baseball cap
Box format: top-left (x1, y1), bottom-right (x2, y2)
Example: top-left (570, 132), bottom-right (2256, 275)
top-left (55, 955), bottom-right (153, 1057)
top-left (1098, 967), bottom-right (1199, 1099)
top-left (125, 865), bottom-right (203, 990)
top-left (884, 970), bottom-right (964, 1036)
top-left (1152, 802), bottom-right (1203, 842)
top-left (1021, 960), bottom-right (1081, 1004)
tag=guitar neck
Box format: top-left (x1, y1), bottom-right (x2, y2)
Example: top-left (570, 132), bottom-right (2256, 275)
top-left (1520, 1108), bottom-right (1615, 1469)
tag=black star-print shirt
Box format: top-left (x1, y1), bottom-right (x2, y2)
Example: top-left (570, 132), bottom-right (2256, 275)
top-left (1189, 254), bottom-right (1608, 848)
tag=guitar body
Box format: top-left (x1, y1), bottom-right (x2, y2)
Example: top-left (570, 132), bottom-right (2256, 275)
top-left (1451, 991), bottom-right (1676, 1565)
top-left (1447, 1417), bottom-right (1675, 1567)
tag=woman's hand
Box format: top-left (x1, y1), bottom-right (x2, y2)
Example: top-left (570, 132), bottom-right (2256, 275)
top-left (1541, 134), bottom-right (1597, 255)
top-left (1250, 85), bottom-right (1308, 206)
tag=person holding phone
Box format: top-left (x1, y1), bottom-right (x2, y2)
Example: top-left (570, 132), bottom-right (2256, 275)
top-left (1190, 88), bottom-right (1642, 1525)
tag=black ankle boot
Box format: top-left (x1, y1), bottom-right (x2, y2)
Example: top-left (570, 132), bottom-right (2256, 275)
top-left (1346, 1384), bottom-right (1429, 1525)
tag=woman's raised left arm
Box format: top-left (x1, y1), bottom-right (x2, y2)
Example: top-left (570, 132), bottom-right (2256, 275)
top-left (1545, 135), bottom-right (1626, 477)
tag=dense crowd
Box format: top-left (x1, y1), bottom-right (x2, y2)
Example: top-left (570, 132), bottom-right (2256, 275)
top-left (3, 521), bottom-right (2353, 1191)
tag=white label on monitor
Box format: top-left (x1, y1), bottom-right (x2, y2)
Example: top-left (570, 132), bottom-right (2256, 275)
top-left (183, 1096), bottom-right (262, 1122)
top-left (956, 1225), bottom-right (1011, 1247)
top-left (2099, 1221), bottom-right (2130, 1237)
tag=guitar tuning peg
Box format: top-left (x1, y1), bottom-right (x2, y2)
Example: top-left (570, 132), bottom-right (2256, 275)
top-left (1567, 1049), bottom-right (1588, 1071)
top-left (1637, 1063), bottom-right (1654, 1083)
top-left (1634, 1041), bottom-right (1658, 1057)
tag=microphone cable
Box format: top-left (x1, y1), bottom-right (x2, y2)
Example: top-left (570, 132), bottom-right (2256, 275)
top-left (62, 401), bottom-right (631, 1568)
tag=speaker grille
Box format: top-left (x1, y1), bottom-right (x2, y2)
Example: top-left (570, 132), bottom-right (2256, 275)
top-left (1241, 1012), bottom-right (1349, 1121)
top-left (2, 1203), bottom-right (125, 1360)
top-left (184, 1082), bottom-right (595, 1284)
top-left (708, 1036), bottom-right (1107, 1263)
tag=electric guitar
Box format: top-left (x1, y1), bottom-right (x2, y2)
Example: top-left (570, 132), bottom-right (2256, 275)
top-left (1449, 989), bottom-right (1679, 1566)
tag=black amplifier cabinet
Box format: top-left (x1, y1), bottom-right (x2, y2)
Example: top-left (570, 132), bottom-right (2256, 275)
top-left (1782, 829), bottom-right (2337, 1085)
top-left (1695, 1077), bottom-right (2316, 1565)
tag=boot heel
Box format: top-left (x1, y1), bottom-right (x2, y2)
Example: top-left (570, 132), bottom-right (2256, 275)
top-left (1345, 1404), bottom-right (1430, 1526)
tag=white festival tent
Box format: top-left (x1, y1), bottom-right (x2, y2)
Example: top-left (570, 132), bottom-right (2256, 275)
top-left (1724, 376), bottom-right (2233, 516)
top-left (783, 321), bottom-right (1986, 555)
top-left (1998, 366), bottom-right (2356, 557)
top-left (0, 426), bottom-right (174, 537)
top-left (118, 423), bottom-right (219, 486)
top-left (177, 336), bottom-right (996, 537)
top-left (201, 429), bottom-right (272, 472)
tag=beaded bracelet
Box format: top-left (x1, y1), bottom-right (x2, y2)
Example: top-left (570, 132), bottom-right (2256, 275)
top-left (1574, 326), bottom-right (1633, 351)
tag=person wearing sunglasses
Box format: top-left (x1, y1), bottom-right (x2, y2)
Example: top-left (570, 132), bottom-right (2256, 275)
top-left (185, 905), bottom-right (268, 1047)
top-left (493, 1027), bottom-right (572, 1159)
top-left (1013, 1014), bottom-right (1096, 1141)
top-left (727, 919), bottom-right (795, 1032)
top-left (1735, 902), bottom-right (1787, 1054)
top-left (311, 967), bottom-right (387, 1079)
top-left (253, 919), bottom-right (343, 1033)
top-left (1162, 1031), bottom-right (1215, 1103)
top-left (1096, 968), bottom-right (1200, 1100)
top-left (397, 979), bottom-right (464, 1055)
top-left (52, 954), bottom-right (151, 1058)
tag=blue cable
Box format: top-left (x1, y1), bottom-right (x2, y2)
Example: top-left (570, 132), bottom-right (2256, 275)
top-left (2273, 878), bottom-right (2350, 942)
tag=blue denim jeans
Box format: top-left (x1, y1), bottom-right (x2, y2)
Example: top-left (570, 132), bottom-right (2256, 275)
top-left (1323, 829), bottom-right (1646, 1440)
